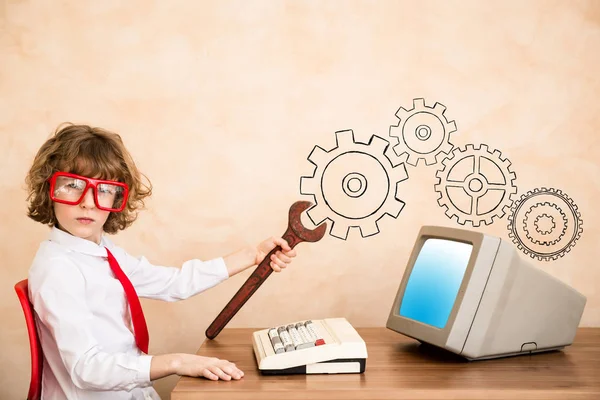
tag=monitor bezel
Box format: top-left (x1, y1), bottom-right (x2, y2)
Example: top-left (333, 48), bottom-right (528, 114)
top-left (386, 225), bottom-right (489, 348)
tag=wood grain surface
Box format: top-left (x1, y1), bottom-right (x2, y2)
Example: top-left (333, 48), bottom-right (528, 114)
top-left (171, 327), bottom-right (600, 400)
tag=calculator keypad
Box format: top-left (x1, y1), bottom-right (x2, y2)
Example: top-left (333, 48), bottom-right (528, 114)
top-left (268, 320), bottom-right (325, 353)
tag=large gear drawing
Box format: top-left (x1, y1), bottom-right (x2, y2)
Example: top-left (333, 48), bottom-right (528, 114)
top-left (523, 202), bottom-right (567, 246)
top-left (300, 130), bottom-right (408, 240)
top-left (434, 144), bottom-right (517, 227)
top-left (508, 187), bottom-right (583, 261)
top-left (389, 98), bottom-right (456, 166)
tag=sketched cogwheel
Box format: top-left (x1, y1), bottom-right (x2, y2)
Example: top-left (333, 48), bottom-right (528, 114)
top-left (434, 144), bottom-right (517, 227)
top-left (388, 98), bottom-right (456, 166)
top-left (523, 202), bottom-right (567, 246)
top-left (300, 130), bottom-right (408, 240)
top-left (508, 188), bottom-right (583, 261)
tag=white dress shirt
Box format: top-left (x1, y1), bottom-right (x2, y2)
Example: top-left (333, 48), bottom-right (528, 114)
top-left (28, 227), bottom-right (230, 400)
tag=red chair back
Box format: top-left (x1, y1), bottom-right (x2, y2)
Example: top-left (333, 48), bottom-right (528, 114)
top-left (15, 279), bottom-right (42, 400)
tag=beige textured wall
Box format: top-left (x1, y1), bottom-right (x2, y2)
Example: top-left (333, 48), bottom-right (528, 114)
top-left (1, 1), bottom-right (599, 399)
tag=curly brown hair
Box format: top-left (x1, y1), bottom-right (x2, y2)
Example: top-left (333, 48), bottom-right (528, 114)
top-left (25, 123), bottom-right (152, 234)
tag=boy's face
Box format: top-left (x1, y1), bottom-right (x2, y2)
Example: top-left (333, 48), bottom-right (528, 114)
top-left (54, 187), bottom-right (110, 244)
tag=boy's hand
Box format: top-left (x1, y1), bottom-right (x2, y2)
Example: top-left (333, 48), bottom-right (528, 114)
top-left (255, 236), bottom-right (297, 272)
top-left (172, 354), bottom-right (244, 381)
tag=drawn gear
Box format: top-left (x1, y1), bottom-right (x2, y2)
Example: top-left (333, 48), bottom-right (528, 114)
top-left (389, 98), bottom-right (456, 166)
top-left (300, 130), bottom-right (408, 240)
top-left (523, 202), bottom-right (567, 246)
top-left (434, 144), bottom-right (517, 227)
top-left (508, 187), bottom-right (583, 261)
top-left (535, 214), bottom-right (555, 234)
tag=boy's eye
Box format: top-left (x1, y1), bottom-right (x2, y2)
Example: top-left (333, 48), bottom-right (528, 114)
top-left (66, 179), bottom-right (85, 190)
top-left (98, 183), bottom-right (121, 195)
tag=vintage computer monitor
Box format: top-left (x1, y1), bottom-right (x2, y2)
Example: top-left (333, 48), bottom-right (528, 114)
top-left (386, 225), bottom-right (587, 360)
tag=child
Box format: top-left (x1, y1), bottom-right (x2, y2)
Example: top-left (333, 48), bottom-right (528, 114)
top-left (25, 123), bottom-right (297, 400)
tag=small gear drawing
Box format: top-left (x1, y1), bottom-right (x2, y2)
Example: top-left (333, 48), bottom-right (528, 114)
top-left (535, 214), bottom-right (555, 235)
top-left (523, 202), bottom-right (567, 246)
top-left (300, 130), bottom-right (408, 240)
top-left (434, 144), bottom-right (517, 227)
top-left (388, 98), bottom-right (456, 166)
top-left (508, 187), bottom-right (583, 261)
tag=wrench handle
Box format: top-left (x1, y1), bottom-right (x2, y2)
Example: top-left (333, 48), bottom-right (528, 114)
top-left (205, 228), bottom-right (299, 339)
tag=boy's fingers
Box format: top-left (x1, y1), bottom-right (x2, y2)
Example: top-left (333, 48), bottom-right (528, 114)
top-left (275, 251), bottom-right (292, 263)
top-left (274, 237), bottom-right (291, 251)
top-left (203, 370), bottom-right (219, 380)
top-left (216, 360), bottom-right (243, 379)
top-left (209, 366), bottom-right (231, 381)
top-left (283, 249), bottom-right (297, 258)
top-left (222, 365), bottom-right (243, 379)
top-left (272, 254), bottom-right (289, 267)
top-left (270, 261), bottom-right (282, 272)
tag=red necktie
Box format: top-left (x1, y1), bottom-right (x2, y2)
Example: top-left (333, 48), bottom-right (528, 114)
top-left (105, 248), bottom-right (149, 354)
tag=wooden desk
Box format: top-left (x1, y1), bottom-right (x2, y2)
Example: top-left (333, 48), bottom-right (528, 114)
top-left (171, 327), bottom-right (600, 400)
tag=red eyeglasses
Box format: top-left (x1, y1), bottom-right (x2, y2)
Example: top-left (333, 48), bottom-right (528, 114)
top-left (49, 172), bottom-right (129, 212)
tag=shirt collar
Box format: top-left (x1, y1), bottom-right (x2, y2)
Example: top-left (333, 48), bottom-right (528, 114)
top-left (49, 226), bottom-right (114, 257)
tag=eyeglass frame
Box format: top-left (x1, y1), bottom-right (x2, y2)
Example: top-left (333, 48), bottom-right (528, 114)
top-left (48, 171), bottom-right (130, 212)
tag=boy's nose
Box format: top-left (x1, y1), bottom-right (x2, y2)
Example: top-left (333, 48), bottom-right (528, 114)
top-left (80, 188), bottom-right (96, 209)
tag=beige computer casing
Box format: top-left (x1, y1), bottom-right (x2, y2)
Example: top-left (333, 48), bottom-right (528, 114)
top-left (386, 226), bottom-right (587, 360)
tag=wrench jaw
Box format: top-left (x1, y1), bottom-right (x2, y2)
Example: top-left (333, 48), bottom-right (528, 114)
top-left (289, 201), bottom-right (327, 243)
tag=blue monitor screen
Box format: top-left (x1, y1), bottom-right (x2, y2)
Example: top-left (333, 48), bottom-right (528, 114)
top-left (399, 238), bottom-right (473, 329)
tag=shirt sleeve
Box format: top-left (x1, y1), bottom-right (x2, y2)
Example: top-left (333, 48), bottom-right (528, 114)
top-left (29, 257), bottom-right (153, 391)
top-left (111, 247), bottom-right (230, 301)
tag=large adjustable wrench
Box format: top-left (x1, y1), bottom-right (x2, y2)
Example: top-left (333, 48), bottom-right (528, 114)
top-left (205, 201), bottom-right (327, 339)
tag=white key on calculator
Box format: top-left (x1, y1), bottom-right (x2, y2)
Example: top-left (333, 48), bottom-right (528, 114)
top-left (295, 323), bottom-right (314, 349)
top-left (277, 327), bottom-right (295, 352)
top-left (268, 328), bottom-right (285, 354)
